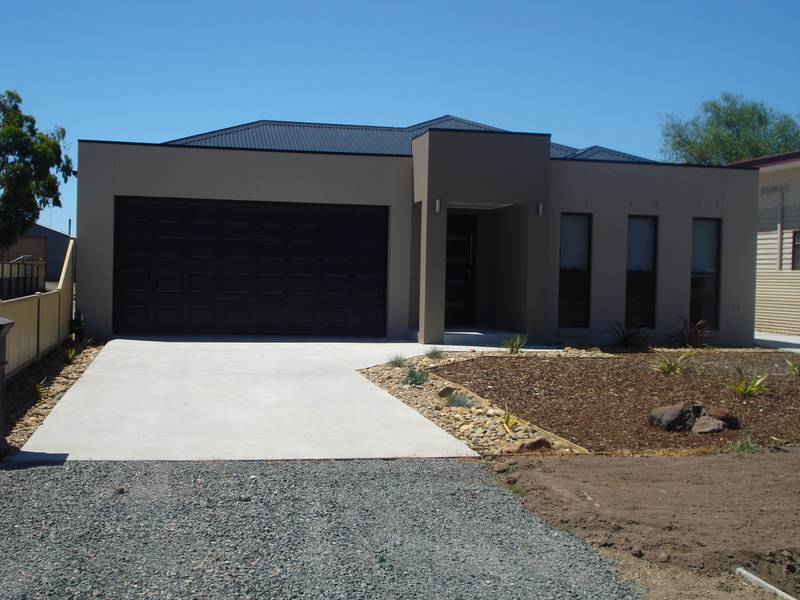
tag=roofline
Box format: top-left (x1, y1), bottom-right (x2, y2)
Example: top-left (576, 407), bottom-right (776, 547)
top-left (729, 149), bottom-right (800, 168)
top-left (78, 139), bottom-right (413, 159)
top-left (411, 127), bottom-right (551, 143)
top-left (551, 156), bottom-right (758, 170)
top-left (165, 114), bottom-right (502, 144)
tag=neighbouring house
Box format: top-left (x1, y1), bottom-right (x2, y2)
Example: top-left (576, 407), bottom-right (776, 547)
top-left (0, 223), bottom-right (73, 283)
top-left (733, 150), bottom-right (800, 335)
top-left (76, 115), bottom-right (758, 345)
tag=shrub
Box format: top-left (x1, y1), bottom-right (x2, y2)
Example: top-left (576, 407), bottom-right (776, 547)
top-left (446, 392), bottom-right (472, 408)
top-left (35, 378), bottom-right (47, 400)
top-left (402, 367), bottom-right (429, 386)
top-left (665, 318), bottom-right (710, 348)
top-left (607, 321), bottom-right (649, 349)
top-left (64, 346), bottom-right (77, 364)
top-left (728, 368), bottom-right (768, 398)
top-left (425, 347), bottom-right (444, 359)
top-left (388, 354), bottom-right (407, 368)
top-left (503, 333), bottom-right (528, 354)
top-left (729, 437), bottom-right (762, 454)
top-left (786, 358), bottom-right (800, 377)
top-left (651, 352), bottom-right (691, 375)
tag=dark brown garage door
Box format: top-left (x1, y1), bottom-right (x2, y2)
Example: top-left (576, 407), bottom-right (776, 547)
top-left (113, 196), bottom-right (388, 336)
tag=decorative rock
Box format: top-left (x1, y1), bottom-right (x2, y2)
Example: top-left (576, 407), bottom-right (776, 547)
top-left (522, 436), bottom-right (553, 451)
top-left (657, 551), bottom-right (670, 563)
top-left (648, 403), bottom-right (695, 431)
top-left (691, 415), bottom-right (725, 434)
top-left (491, 463), bottom-right (509, 473)
top-left (437, 386), bottom-right (455, 398)
top-left (631, 547), bottom-right (644, 559)
top-left (704, 407), bottom-right (740, 429)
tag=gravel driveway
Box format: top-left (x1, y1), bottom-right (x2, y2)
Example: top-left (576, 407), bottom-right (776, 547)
top-left (0, 459), bottom-right (641, 599)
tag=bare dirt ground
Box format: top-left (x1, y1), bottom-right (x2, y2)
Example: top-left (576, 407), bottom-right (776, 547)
top-left (2, 341), bottom-right (103, 457)
top-left (484, 450), bottom-right (799, 599)
top-left (433, 350), bottom-right (800, 452)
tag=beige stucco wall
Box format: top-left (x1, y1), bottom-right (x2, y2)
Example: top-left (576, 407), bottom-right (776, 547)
top-left (547, 160), bottom-right (758, 345)
top-left (755, 161), bottom-right (800, 334)
top-left (77, 142), bottom-right (414, 338)
top-left (413, 130), bottom-right (550, 342)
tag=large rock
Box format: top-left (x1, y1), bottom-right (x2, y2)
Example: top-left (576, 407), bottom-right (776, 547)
top-left (691, 415), bottom-right (725, 434)
top-left (704, 407), bottom-right (740, 429)
top-left (501, 436), bottom-right (553, 454)
top-left (648, 403), bottom-right (696, 431)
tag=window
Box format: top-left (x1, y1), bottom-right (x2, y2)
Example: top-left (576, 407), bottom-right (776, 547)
top-left (626, 216), bottom-right (657, 328)
top-left (793, 232), bottom-right (800, 270)
top-left (690, 219), bottom-right (721, 328)
top-left (559, 213), bottom-right (592, 328)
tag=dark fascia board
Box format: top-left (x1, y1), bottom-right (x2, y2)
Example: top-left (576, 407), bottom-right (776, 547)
top-left (77, 139), bottom-right (413, 159)
top-left (551, 156), bottom-right (758, 171)
top-left (410, 127), bottom-right (551, 144)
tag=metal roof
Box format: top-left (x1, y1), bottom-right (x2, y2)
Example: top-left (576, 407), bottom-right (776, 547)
top-left (166, 115), bottom-right (650, 161)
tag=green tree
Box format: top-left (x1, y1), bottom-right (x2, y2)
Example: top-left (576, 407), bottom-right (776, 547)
top-left (661, 92), bottom-right (800, 165)
top-left (0, 90), bottom-right (74, 249)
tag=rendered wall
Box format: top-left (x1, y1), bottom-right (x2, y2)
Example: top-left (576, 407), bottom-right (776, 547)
top-left (77, 142), bottom-right (414, 338)
top-left (547, 160), bottom-right (758, 345)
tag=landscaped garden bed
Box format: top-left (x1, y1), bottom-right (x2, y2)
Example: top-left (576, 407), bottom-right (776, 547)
top-left (431, 349), bottom-right (800, 453)
top-left (2, 340), bottom-right (103, 458)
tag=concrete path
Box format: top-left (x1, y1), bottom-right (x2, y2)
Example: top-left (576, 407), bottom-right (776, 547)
top-left (755, 331), bottom-right (800, 353)
top-left (13, 337), bottom-right (519, 462)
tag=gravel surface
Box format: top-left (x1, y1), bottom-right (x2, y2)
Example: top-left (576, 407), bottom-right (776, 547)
top-left (0, 459), bottom-right (641, 599)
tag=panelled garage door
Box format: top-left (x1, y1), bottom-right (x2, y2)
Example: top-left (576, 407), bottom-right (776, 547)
top-left (113, 196), bottom-right (388, 336)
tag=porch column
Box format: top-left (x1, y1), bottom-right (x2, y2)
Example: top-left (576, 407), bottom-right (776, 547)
top-left (418, 196), bottom-right (447, 344)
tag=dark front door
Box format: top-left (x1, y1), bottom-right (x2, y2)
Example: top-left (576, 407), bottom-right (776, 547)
top-left (445, 214), bottom-right (477, 327)
top-left (113, 196), bottom-right (388, 336)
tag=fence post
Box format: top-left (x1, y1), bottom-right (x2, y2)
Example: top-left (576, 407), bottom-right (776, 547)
top-left (0, 317), bottom-right (14, 455)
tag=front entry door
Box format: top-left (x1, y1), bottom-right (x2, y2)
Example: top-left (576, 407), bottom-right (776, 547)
top-left (445, 214), bottom-right (477, 327)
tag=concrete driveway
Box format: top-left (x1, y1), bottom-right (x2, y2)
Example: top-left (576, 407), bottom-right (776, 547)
top-left (17, 338), bottom-right (482, 462)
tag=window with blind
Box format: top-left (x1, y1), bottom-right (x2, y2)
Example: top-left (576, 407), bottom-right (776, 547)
top-left (690, 218), bottom-right (721, 328)
top-left (625, 216), bottom-right (657, 328)
top-left (558, 213), bottom-right (592, 328)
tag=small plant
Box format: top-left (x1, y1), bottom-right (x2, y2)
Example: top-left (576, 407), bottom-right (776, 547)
top-left (425, 347), bottom-right (444, 360)
top-left (506, 482), bottom-right (529, 497)
top-left (786, 358), bottom-right (800, 377)
top-left (446, 392), bottom-right (472, 408)
top-left (503, 333), bottom-right (528, 354)
top-left (502, 401), bottom-right (519, 433)
top-left (388, 354), bottom-right (407, 368)
top-left (402, 366), bottom-right (429, 386)
top-left (768, 437), bottom-right (787, 452)
top-left (64, 346), bottom-right (77, 364)
top-left (35, 378), bottom-right (47, 399)
top-left (651, 352), bottom-right (691, 375)
top-left (607, 321), bottom-right (649, 349)
top-left (666, 318), bottom-right (710, 348)
top-left (729, 437), bottom-right (762, 454)
top-left (728, 368), bottom-right (769, 398)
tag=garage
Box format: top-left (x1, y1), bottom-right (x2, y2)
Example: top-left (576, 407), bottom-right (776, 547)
top-left (113, 196), bottom-right (388, 336)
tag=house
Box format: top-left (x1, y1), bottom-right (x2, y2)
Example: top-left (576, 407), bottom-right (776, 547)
top-left (76, 115), bottom-right (758, 345)
top-left (0, 223), bottom-right (73, 283)
top-left (732, 150), bottom-right (800, 335)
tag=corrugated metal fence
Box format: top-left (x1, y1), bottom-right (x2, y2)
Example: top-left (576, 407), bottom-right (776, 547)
top-left (0, 239), bottom-right (74, 377)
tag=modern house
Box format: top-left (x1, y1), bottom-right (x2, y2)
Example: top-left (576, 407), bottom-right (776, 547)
top-left (76, 115), bottom-right (758, 345)
top-left (733, 150), bottom-right (800, 335)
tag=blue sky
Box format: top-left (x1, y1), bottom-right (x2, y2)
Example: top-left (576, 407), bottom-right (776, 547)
top-left (3, 0), bottom-right (799, 234)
